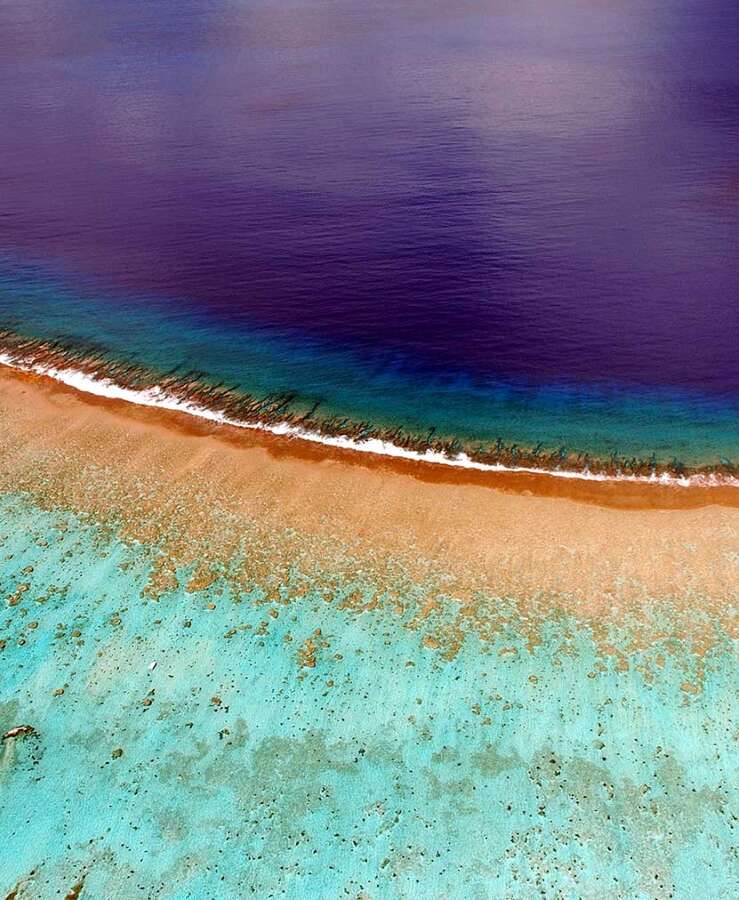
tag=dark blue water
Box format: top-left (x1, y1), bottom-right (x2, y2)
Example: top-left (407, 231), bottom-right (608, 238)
top-left (1, 0), bottom-right (737, 467)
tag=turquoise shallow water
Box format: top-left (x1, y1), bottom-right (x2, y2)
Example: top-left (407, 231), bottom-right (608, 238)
top-left (1, 492), bottom-right (735, 898)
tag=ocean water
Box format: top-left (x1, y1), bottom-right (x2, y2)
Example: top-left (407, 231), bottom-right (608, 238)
top-left (0, 0), bottom-right (738, 471)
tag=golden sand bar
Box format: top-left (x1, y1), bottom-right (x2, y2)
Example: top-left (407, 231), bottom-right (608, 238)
top-left (0, 358), bottom-right (739, 596)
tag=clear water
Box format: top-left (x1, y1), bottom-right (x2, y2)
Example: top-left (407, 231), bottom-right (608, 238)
top-left (0, 493), bottom-right (735, 898)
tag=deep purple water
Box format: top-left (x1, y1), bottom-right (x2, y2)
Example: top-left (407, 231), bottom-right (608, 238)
top-left (0, 0), bottom-right (738, 464)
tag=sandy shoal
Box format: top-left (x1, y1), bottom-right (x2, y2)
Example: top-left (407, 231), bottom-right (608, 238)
top-left (0, 366), bottom-right (737, 621)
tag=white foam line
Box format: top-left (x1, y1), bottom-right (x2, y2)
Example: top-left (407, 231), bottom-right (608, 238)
top-left (1, 352), bottom-right (736, 489)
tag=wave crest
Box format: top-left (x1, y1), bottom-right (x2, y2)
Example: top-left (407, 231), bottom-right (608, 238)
top-left (0, 330), bottom-right (736, 488)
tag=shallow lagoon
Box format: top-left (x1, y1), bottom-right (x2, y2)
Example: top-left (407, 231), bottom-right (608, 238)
top-left (1, 491), bottom-right (734, 898)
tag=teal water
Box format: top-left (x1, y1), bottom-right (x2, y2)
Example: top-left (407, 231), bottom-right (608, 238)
top-left (1, 265), bottom-right (737, 473)
top-left (1, 492), bottom-right (735, 898)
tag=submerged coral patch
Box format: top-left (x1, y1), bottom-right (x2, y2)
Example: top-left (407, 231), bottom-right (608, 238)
top-left (0, 368), bottom-right (736, 898)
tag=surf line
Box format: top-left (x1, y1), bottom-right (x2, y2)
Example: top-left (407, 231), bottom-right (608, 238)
top-left (0, 350), bottom-right (736, 489)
